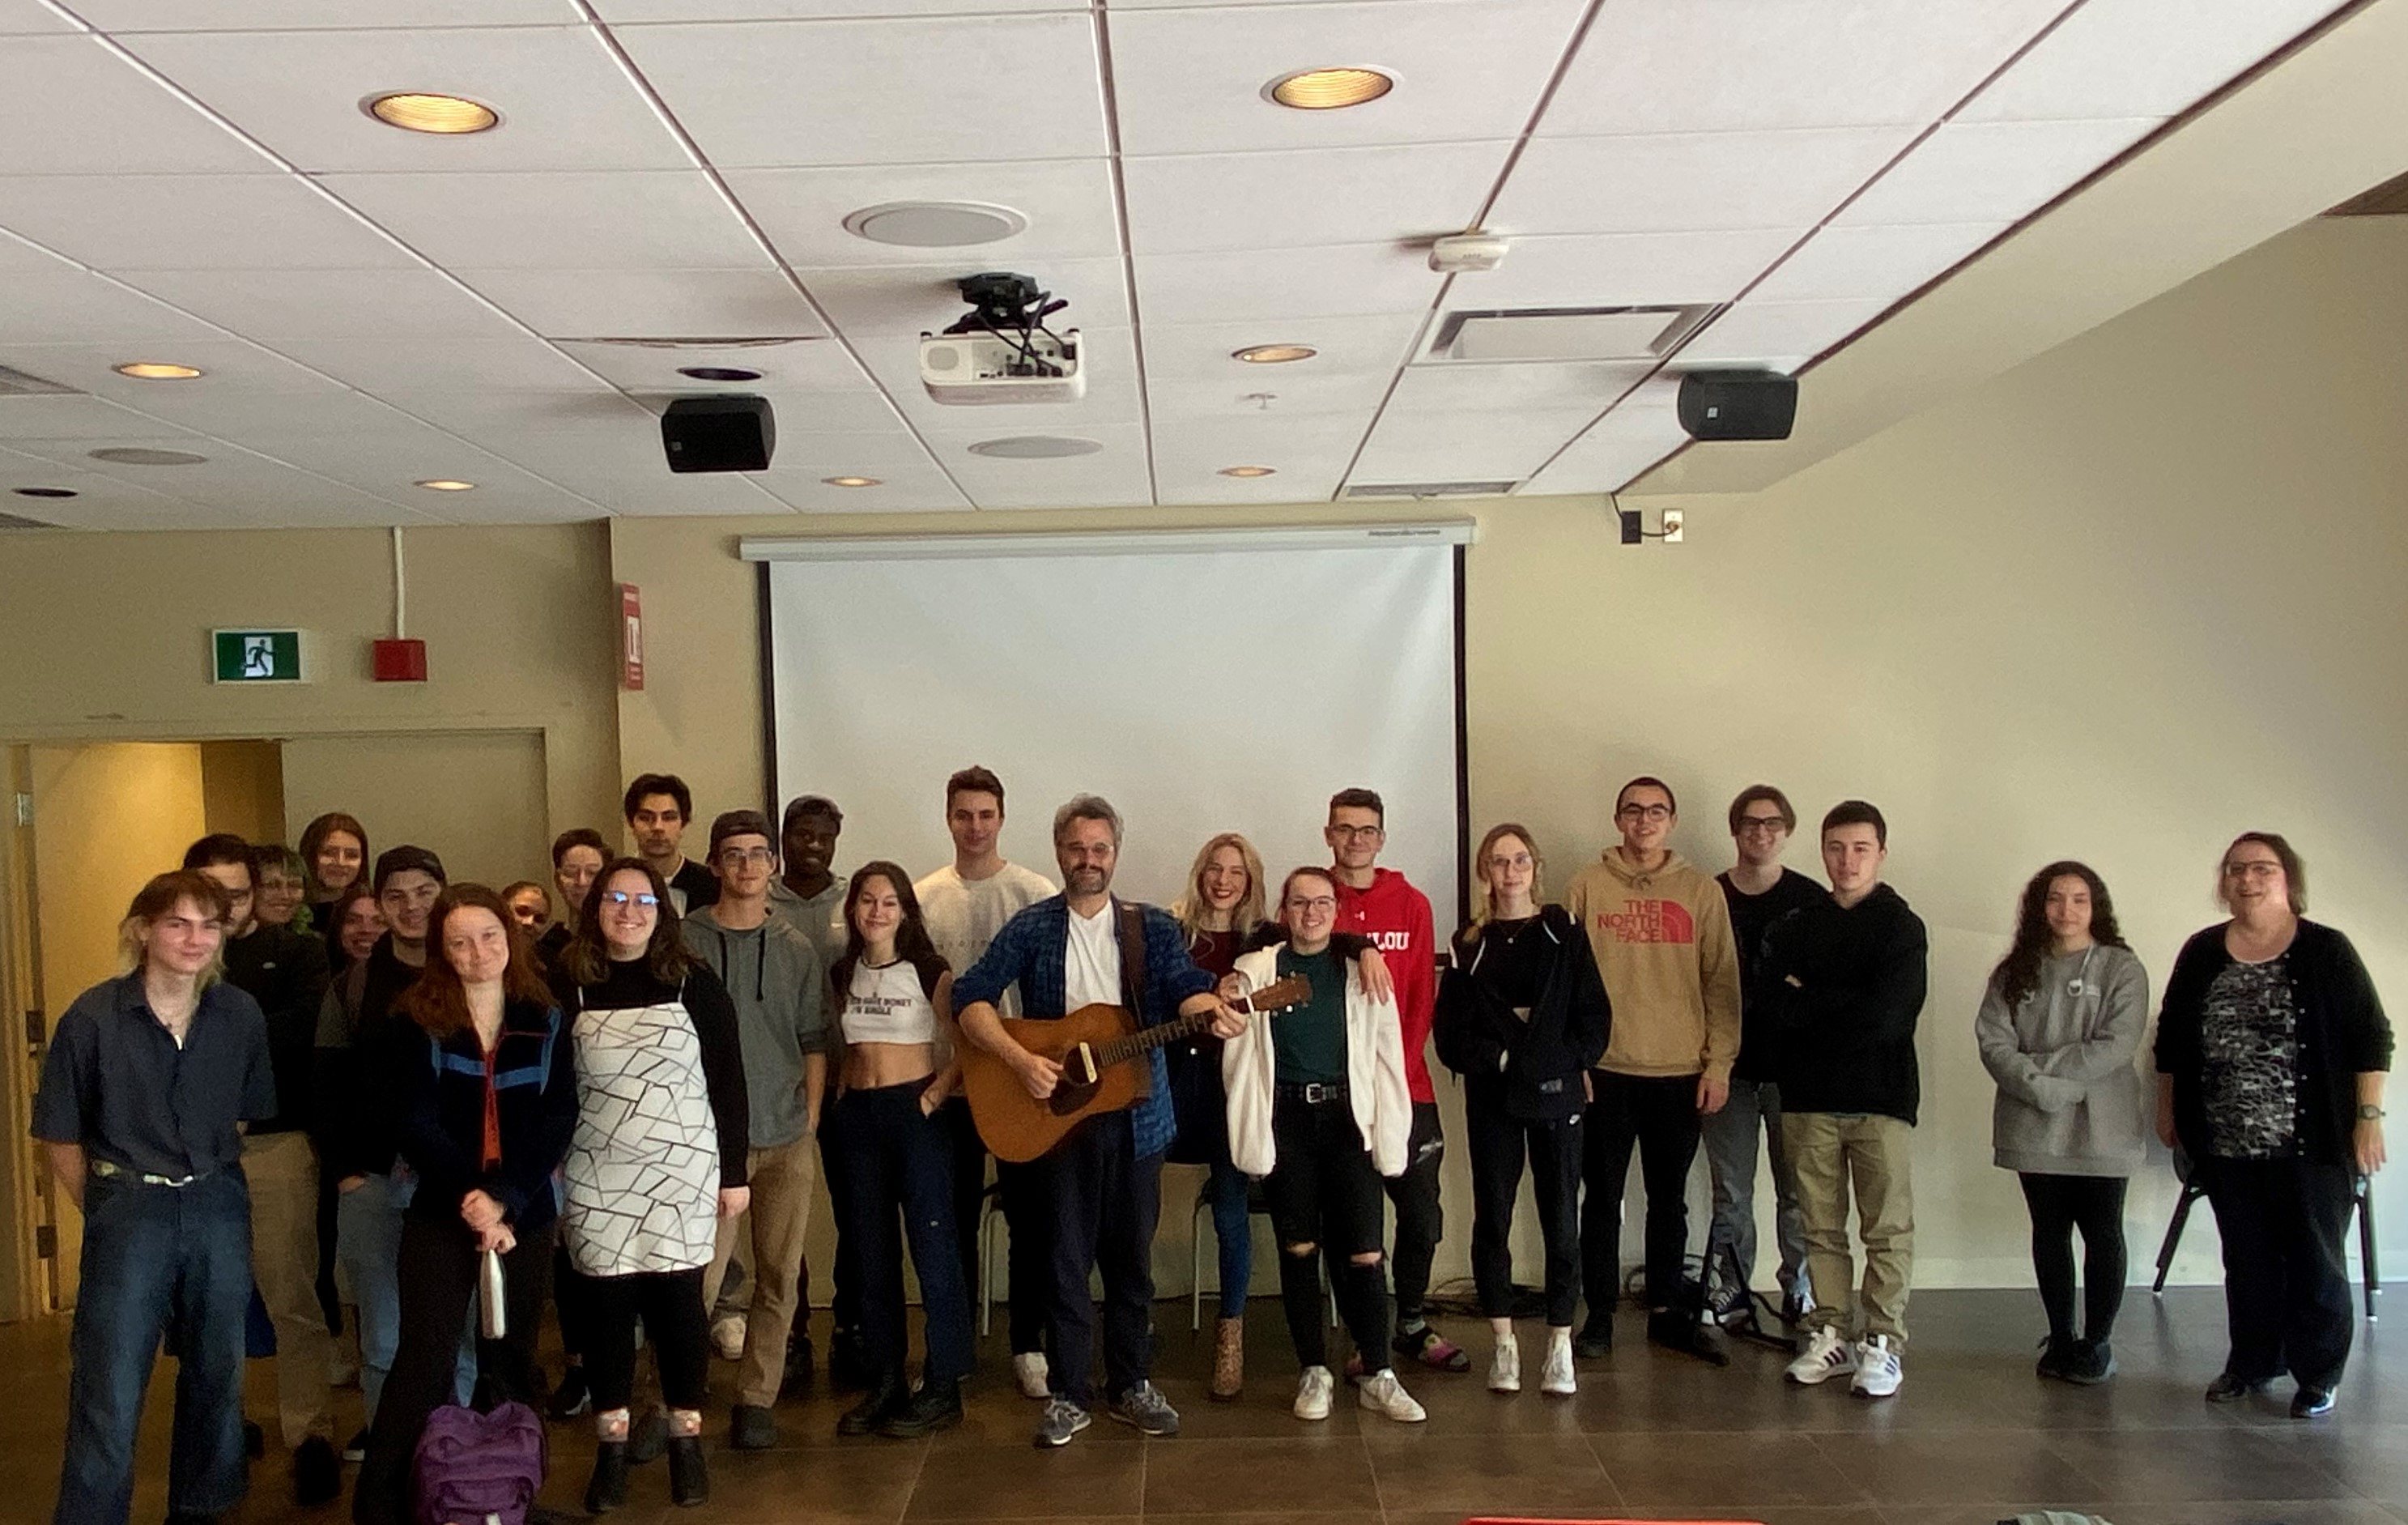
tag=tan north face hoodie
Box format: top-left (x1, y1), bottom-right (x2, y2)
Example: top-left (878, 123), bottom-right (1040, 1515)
top-left (1562, 848), bottom-right (1742, 1080)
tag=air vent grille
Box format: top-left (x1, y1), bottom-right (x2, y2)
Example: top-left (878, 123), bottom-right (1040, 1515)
top-left (1427, 305), bottom-right (1717, 364)
top-left (1342, 480), bottom-right (1518, 499)
top-left (0, 364), bottom-right (77, 398)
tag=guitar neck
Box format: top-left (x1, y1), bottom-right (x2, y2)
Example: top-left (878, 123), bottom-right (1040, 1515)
top-left (1088, 1004), bottom-right (1220, 1070)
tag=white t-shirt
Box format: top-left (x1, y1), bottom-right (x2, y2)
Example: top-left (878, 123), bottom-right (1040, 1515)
top-left (1064, 900), bottom-right (1123, 1012)
top-left (914, 861), bottom-right (1057, 1022)
top-left (842, 959), bottom-right (937, 1046)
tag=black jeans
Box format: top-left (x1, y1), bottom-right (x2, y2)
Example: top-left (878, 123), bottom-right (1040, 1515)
top-left (1040, 1110), bottom-right (1162, 1408)
top-left (355, 1216), bottom-right (552, 1525)
top-left (1467, 1097), bottom-right (1583, 1325)
top-left (996, 1157), bottom-right (1055, 1358)
top-left (1385, 1100), bottom-right (1445, 1326)
top-left (1582, 1071), bottom-right (1701, 1314)
top-left (2202, 1155), bottom-right (2357, 1390)
top-left (2017, 1173), bottom-right (2127, 1344)
top-left (833, 1081), bottom-right (975, 1383)
top-left (1266, 1093), bottom-right (1392, 1370)
top-left (580, 1267), bottom-right (710, 1414)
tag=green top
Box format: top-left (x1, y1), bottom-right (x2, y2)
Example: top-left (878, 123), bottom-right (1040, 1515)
top-left (1273, 945), bottom-right (1348, 1085)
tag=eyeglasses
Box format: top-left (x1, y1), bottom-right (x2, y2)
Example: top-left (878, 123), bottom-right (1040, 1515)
top-left (1284, 897), bottom-right (1338, 913)
top-left (1327, 824), bottom-right (1383, 841)
top-left (2222, 861), bottom-right (2282, 880)
top-left (1736, 816), bottom-right (1789, 834)
top-left (1617, 803), bottom-right (1672, 823)
top-left (717, 847), bottom-right (776, 867)
top-left (598, 890), bottom-right (661, 909)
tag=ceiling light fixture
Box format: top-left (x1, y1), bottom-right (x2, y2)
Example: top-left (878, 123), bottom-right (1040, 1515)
top-left (113, 361), bottom-right (203, 380)
top-left (1233, 343), bottom-right (1317, 364)
top-left (1266, 66), bottom-right (1394, 110)
top-left (823, 475), bottom-right (882, 488)
top-left (88, 447), bottom-right (207, 466)
top-left (365, 92), bottom-right (500, 135)
top-left (13, 486), bottom-right (79, 499)
top-left (678, 365), bottom-right (764, 382)
top-left (414, 479), bottom-right (475, 492)
top-left (1218, 466), bottom-right (1277, 479)
top-left (843, 201), bottom-right (1028, 249)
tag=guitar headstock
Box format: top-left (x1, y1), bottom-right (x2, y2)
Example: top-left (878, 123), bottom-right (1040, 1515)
top-left (1240, 975), bottom-right (1311, 1014)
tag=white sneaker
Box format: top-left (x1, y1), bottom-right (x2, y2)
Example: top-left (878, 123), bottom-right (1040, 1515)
top-left (1850, 1335), bottom-right (1902, 1398)
top-left (1013, 1351), bottom-right (1051, 1401)
top-left (1488, 1337), bottom-right (1521, 1393)
top-left (1540, 1335), bottom-right (1578, 1396)
top-left (1357, 1368), bottom-right (1427, 1423)
top-left (1294, 1365), bottom-right (1334, 1421)
top-left (709, 1314), bottom-right (746, 1362)
top-left (1785, 1325), bottom-right (1858, 1386)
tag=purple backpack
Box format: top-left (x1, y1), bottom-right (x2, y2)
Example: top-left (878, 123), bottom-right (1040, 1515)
top-left (412, 1401), bottom-right (547, 1525)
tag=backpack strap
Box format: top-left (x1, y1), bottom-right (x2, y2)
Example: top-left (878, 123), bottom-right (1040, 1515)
top-left (1116, 901), bottom-right (1150, 1016)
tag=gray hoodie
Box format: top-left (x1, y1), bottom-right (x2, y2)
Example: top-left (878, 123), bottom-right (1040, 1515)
top-left (682, 905), bottom-right (827, 1150)
top-left (1976, 943), bottom-right (2150, 1176)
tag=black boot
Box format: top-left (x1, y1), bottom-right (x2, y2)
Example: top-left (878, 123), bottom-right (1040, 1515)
top-left (837, 1372), bottom-right (907, 1437)
top-left (666, 1435), bottom-right (709, 1507)
top-left (828, 1326), bottom-right (875, 1391)
top-left (584, 1441), bottom-right (629, 1515)
top-left (879, 1378), bottom-right (964, 1439)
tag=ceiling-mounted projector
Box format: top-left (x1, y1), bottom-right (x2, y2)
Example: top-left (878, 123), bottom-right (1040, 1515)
top-left (919, 272), bottom-right (1084, 405)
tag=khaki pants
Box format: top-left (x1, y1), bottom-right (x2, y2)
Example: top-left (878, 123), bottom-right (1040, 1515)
top-left (245, 1130), bottom-right (334, 1446)
top-left (1782, 1111), bottom-right (1915, 1349)
top-left (702, 1135), bottom-right (819, 1408)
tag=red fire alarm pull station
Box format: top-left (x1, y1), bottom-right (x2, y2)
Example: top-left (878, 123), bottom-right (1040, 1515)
top-left (372, 637), bottom-right (428, 683)
top-left (619, 583), bottom-right (645, 692)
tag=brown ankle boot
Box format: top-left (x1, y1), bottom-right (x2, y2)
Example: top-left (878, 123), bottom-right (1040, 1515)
top-left (1210, 1316), bottom-right (1244, 1402)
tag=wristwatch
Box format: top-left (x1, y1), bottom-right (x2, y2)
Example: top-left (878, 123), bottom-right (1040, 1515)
top-left (2359, 1105), bottom-right (2387, 1121)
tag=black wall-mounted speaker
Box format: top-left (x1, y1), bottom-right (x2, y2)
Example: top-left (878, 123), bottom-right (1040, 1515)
top-left (662, 394), bottom-right (776, 473)
top-left (1676, 370), bottom-right (1798, 441)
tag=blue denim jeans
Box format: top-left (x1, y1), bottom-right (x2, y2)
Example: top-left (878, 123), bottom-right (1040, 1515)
top-left (57, 1169), bottom-right (251, 1525)
top-left (1202, 1158), bottom-right (1253, 1318)
top-left (336, 1169), bottom-right (472, 1425)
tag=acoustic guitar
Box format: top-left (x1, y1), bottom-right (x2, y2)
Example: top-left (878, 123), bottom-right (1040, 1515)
top-left (963, 975), bottom-right (1310, 1163)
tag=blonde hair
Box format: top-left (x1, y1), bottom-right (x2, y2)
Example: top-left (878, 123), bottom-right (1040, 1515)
top-left (1470, 823), bottom-right (1546, 928)
top-left (117, 870), bottom-right (232, 991)
top-left (1170, 832), bottom-right (1266, 936)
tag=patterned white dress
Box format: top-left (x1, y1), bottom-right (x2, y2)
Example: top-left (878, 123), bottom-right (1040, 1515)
top-left (561, 987), bottom-right (722, 1277)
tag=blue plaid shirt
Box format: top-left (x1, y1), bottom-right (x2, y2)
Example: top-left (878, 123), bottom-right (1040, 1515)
top-left (954, 895), bottom-right (1213, 1158)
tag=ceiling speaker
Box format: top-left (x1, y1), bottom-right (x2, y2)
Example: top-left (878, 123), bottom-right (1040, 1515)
top-left (662, 394), bottom-right (775, 473)
top-left (1676, 369), bottom-right (1797, 441)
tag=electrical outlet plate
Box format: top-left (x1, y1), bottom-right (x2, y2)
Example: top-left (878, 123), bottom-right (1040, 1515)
top-left (1661, 508), bottom-right (1684, 543)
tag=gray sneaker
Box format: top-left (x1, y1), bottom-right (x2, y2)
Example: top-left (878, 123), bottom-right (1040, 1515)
top-left (1033, 1397), bottom-right (1091, 1448)
top-left (1106, 1381), bottom-right (1181, 1437)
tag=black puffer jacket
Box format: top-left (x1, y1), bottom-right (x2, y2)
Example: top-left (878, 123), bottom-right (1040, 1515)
top-left (1435, 906), bottom-right (1610, 1121)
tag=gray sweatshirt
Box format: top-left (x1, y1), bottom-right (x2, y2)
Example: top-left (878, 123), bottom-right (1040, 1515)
top-left (682, 905), bottom-right (827, 1150)
top-left (1975, 943), bottom-right (2150, 1176)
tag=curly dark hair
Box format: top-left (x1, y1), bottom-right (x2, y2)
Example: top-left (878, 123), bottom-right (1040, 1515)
top-left (1990, 860), bottom-right (2126, 1012)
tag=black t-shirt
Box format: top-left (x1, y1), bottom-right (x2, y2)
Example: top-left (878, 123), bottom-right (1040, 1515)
top-left (1470, 916), bottom-right (1551, 1013)
top-left (221, 922), bottom-right (330, 1135)
top-left (1719, 867), bottom-right (1827, 1082)
top-left (670, 858), bottom-right (720, 914)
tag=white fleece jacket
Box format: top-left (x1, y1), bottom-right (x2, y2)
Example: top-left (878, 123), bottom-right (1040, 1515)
top-left (1221, 942), bottom-right (1411, 1179)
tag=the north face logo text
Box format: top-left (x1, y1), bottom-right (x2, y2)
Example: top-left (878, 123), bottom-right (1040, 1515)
top-left (1598, 899), bottom-right (1695, 944)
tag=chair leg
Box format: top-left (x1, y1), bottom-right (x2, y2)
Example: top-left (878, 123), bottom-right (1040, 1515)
top-left (2358, 1176), bottom-right (2379, 1321)
top-left (2153, 1183), bottom-right (2202, 1294)
top-left (1191, 1191), bottom-right (1207, 1334)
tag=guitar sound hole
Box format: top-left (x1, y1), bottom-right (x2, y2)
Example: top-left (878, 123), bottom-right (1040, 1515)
top-left (1049, 1078), bottom-right (1100, 1118)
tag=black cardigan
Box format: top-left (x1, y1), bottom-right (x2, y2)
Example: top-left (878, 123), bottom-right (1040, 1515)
top-left (390, 996), bottom-right (577, 1233)
top-left (2154, 918), bottom-right (2393, 1168)
top-left (1434, 906), bottom-right (1610, 1122)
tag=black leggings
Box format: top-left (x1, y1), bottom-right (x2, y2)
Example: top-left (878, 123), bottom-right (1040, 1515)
top-left (577, 1267), bottom-right (710, 1415)
top-left (2017, 1173), bottom-right (2128, 1343)
top-left (1266, 1094), bottom-right (1392, 1371)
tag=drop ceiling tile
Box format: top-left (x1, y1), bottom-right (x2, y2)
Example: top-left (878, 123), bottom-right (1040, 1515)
top-left (0, 228), bottom-right (74, 271)
top-left (15, 439), bottom-right (425, 522)
top-left (1122, 142), bottom-right (1506, 255)
top-left (598, 0), bottom-right (1070, 16)
top-left (550, 335), bottom-right (870, 391)
top-left (268, 337), bottom-right (610, 391)
top-left (0, 269), bottom-right (230, 344)
top-left (1833, 117), bottom-right (2163, 227)
top-left (0, 338), bottom-right (346, 409)
top-left (0, 471), bottom-right (206, 532)
top-left (1146, 370), bottom-right (1393, 419)
top-left (0, 398), bottom-right (204, 441)
top-left (109, 267), bottom-right (536, 343)
top-left (855, 326), bottom-right (1143, 430)
top-left (118, 26), bottom-right (696, 173)
top-left (1386, 359), bottom-right (1654, 415)
top-left (617, 14), bottom-right (1107, 168)
top-left (1517, 394), bottom-right (1690, 496)
top-left (410, 489), bottom-right (610, 526)
top-left (1351, 402), bottom-right (1598, 483)
top-left (626, 386), bottom-right (908, 434)
top-left (1144, 312), bottom-right (1423, 381)
top-left (368, 388), bottom-right (660, 444)
top-left (1444, 228), bottom-right (1801, 309)
top-left (1109, 0), bottom-right (1586, 155)
top-left (726, 159), bottom-right (1122, 268)
top-left (93, 389), bottom-right (423, 438)
top-left (0, 174), bottom-right (414, 271)
top-left (1542, 0), bottom-right (2066, 136)
top-left (0, 2), bottom-right (77, 32)
top-left (76, 0), bottom-right (582, 27)
top-left (237, 423), bottom-right (584, 504)
top-left (1673, 297), bottom-right (1891, 366)
top-left (1748, 221), bottom-right (2006, 303)
top-left (919, 421), bottom-right (1153, 509)
top-left (802, 260), bottom-right (1130, 339)
top-left (453, 268), bottom-right (827, 341)
top-left (1491, 128), bottom-right (1916, 236)
top-left (321, 170), bottom-right (768, 270)
top-left (756, 437), bottom-right (972, 512)
top-left (0, 36), bottom-right (270, 174)
top-left (1963, 0), bottom-right (2350, 123)
top-left (1148, 411), bottom-right (1360, 487)
top-left (1133, 244), bottom-right (1441, 326)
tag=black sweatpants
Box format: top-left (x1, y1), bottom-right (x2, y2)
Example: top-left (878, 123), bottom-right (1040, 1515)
top-left (1265, 1093), bottom-right (1392, 1370)
top-left (2017, 1172), bottom-right (2128, 1343)
top-left (580, 1267), bottom-right (710, 1415)
top-left (1385, 1100), bottom-right (1445, 1327)
top-left (355, 1218), bottom-right (551, 1525)
top-left (2202, 1155), bottom-right (2358, 1390)
top-left (1582, 1071), bottom-right (1701, 1314)
top-left (1041, 1110), bottom-right (1161, 1409)
top-left (1467, 1098), bottom-right (1582, 1326)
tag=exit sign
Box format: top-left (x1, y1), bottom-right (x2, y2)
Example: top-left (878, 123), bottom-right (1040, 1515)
top-left (211, 628), bottom-right (303, 684)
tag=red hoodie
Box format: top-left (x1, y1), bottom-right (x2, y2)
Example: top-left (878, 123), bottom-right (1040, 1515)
top-left (1334, 867), bottom-right (1438, 1102)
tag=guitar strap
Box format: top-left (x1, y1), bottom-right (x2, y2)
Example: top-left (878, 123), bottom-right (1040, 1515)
top-left (1115, 900), bottom-right (1149, 1016)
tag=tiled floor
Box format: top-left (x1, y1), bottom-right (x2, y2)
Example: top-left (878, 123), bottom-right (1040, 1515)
top-left (6, 1285), bottom-right (2406, 1524)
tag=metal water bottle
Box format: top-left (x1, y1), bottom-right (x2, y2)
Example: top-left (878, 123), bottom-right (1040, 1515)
top-left (479, 1247), bottom-right (507, 1340)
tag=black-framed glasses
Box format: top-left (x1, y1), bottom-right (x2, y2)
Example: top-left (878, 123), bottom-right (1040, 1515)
top-left (1617, 804), bottom-right (1672, 823)
top-left (1736, 816), bottom-right (1789, 834)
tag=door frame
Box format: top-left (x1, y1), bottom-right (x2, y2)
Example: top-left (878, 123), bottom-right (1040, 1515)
top-left (0, 746), bottom-right (47, 1321)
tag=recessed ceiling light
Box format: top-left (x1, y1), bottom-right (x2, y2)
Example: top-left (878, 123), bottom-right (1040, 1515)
top-left (13, 486), bottom-right (78, 499)
top-left (1218, 466), bottom-right (1277, 479)
top-left (843, 200), bottom-right (1028, 249)
top-left (113, 361), bottom-right (203, 380)
top-left (678, 366), bottom-right (764, 382)
top-left (415, 479), bottom-right (475, 492)
top-left (823, 475), bottom-right (882, 488)
top-left (1266, 67), bottom-right (1395, 110)
top-left (1233, 343), bottom-right (1317, 364)
top-left (88, 447), bottom-right (206, 466)
top-left (967, 436), bottom-right (1103, 459)
top-left (365, 92), bottom-right (500, 134)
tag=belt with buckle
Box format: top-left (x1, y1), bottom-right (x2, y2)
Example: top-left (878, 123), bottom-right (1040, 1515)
top-left (91, 1158), bottom-right (203, 1188)
top-left (1275, 1080), bottom-right (1349, 1105)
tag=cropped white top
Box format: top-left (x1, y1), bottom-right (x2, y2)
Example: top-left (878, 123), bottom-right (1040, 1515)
top-left (842, 959), bottom-right (937, 1046)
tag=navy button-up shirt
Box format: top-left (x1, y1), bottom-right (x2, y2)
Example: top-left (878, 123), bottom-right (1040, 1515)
top-left (32, 973), bottom-right (276, 1181)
